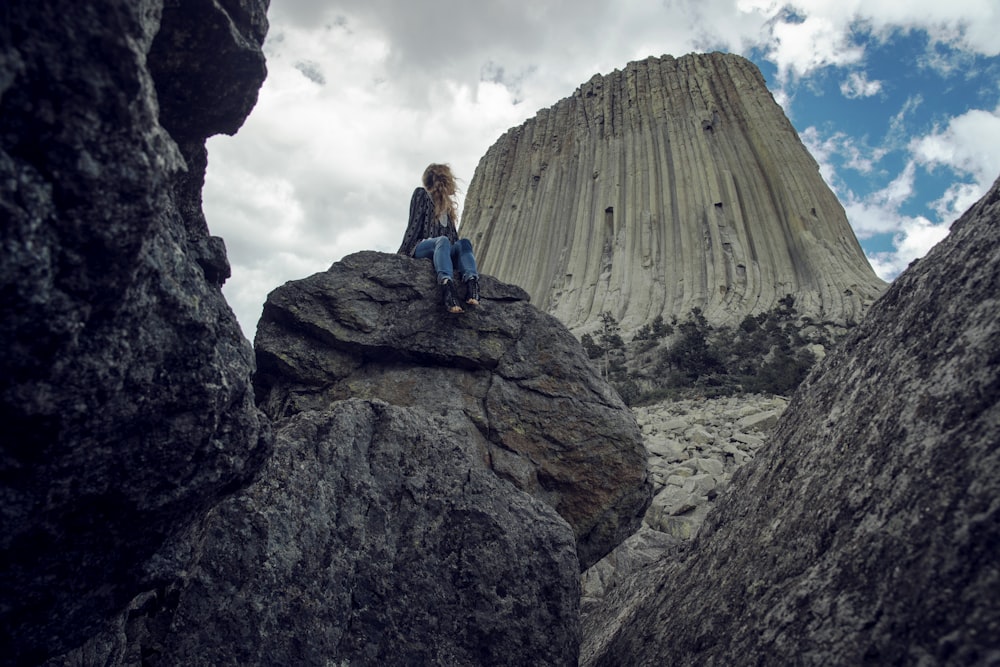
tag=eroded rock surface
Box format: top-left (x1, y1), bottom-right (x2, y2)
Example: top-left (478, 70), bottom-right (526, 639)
top-left (0, 2), bottom-right (271, 662)
top-left (127, 400), bottom-right (582, 666)
top-left (461, 53), bottom-right (885, 335)
top-left (254, 250), bottom-right (652, 570)
top-left (582, 176), bottom-right (1000, 665)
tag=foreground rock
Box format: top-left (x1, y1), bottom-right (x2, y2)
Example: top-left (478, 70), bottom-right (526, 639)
top-left (0, 2), bottom-right (271, 662)
top-left (582, 176), bottom-right (1000, 665)
top-left (115, 253), bottom-right (645, 665)
top-left (124, 400), bottom-right (581, 666)
top-left (255, 251), bottom-right (652, 570)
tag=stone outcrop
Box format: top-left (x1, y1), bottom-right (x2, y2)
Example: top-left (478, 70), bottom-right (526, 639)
top-left (101, 253), bottom-right (648, 665)
top-left (119, 399), bottom-right (582, 666)
top-left (0, 2), bottom-right (271, 663)
top-left (582, 175), bottom-right (1000, 665)
top-left (254, 251), bottom-right (652, 570)
top-left (461, 53), bottom-right (886, 335)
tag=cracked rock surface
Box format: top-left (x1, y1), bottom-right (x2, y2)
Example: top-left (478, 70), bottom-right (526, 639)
top-left (255, 250), bottom-right (652, 571)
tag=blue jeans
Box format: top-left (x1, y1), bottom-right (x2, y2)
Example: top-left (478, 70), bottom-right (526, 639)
top-left (413, 237), bottom-right (479, 284)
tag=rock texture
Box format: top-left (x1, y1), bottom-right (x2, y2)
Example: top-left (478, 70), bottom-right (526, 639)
top-left (121, 399), bottom-right (582, 666)
top-left (582, 394), bottom-right (788, 604)
top-left (254, 250), bottom-right (652, 570)
top-left (582, 175), bottom-right (1000, 665)
top-left (0, 2), bottom-right (271, 663)
top-left (101, 253), bottom-right (649, 666)
top-left (461, 53), bottom-right (885, 335)
top-left (639, 395), bottom-right (787, 539)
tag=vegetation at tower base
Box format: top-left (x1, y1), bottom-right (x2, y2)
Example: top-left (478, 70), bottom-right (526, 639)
top-left (581, 295), bottom-right (845, 404)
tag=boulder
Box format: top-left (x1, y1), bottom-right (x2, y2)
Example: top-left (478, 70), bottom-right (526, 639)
top-left (254, 250), bottom-right (652, 570)
top-left (0, 1), bottom-right (271, 662)
top-left (582, 175), bottom-right (1000, 665)
top-left (125, 400), bottom-right (582, 666)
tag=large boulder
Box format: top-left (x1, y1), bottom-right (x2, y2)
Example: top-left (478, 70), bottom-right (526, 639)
top-left (123, 399), bottom-right (582, 666)
top-left (254, 251), bottom-right (653, 570)
top-left (582, 175), bottom-right (1000, 664)
top-left (0, 1), bottom-right (271, 662)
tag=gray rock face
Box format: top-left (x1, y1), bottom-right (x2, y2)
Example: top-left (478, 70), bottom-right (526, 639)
top-left (581, 175), bottom-right (1000, 665)
top-left (0, 2), bottom-right (271, 662)
top-left (130, 399), bottom-right (582, 666)
top-left (254, 251), bottom-right (652, 570)
top-left (461, 53), bottom-right (885, 335)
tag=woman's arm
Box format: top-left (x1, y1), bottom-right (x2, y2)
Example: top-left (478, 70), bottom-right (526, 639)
top-left (397, 187), bottom-right (433, 256)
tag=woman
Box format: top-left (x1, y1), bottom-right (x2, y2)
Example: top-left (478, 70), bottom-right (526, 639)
top-left (398, 163), bottom-right (480, 313)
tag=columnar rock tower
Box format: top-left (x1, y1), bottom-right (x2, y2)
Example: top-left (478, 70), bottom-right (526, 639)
top-left (461, 52), bottom-right (886, 334)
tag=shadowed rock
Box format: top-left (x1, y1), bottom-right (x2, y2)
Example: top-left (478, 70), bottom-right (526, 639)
top-left (254, 250), bottom-right (652, 570)
top-left (0, 1), bottom-right (271, 662)
top-left (129, 399), bottom-right (582, 666)
top-left (582, 175), bottom-right (1000, 665)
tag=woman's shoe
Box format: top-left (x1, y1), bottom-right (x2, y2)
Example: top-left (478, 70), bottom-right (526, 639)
top-left (465, 277), bottom-right (480, 306)
top-left (442, 279), bottom-right (463, 313)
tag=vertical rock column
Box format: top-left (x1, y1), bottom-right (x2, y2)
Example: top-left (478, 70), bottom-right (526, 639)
top-left (461, 53), bottom-right (885, 334)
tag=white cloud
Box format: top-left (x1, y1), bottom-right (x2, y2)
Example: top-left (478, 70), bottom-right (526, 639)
top-left (769, 14), bottom-right (866, 83)
top-left (841, 162), bottom-right (920, 239)
top-left (840, 162), bottom-right (951, 280)
top-left (840, 71), bottom-right (883, 98)
top-left (798, 132), bottom-right (960, 281)
top-left (799, 127), bottom-right (886, 192)
top-left (909, 107), bottom-right (1000, 219)
top-left (866, 216), bottom-right (951, 279)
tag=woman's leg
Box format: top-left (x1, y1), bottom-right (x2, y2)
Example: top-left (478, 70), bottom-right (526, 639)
top-left (452, 238), bottom-right (478, 282)
top-left (414, 236), bottom-right (455, 284)
top-left (452, 239), bottom-right (480, 305)
top-left (415, 237), bottom-right (463, 312)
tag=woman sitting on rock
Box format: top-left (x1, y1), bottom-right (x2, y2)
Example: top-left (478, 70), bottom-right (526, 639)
top-left (398, 163), bottom-right (480, 313)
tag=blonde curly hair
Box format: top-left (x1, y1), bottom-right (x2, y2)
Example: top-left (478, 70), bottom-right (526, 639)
top-left (422, 163), bottom-right (459, 223)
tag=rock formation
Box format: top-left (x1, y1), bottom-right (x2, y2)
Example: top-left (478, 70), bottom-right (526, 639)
top-left (0, 1), bottom-right (272, 663)
top-left (96, 253), bottom-right (648, 666)
top-left (581, 175), bottom-right (1000, 665)
top-left (15, 1), bottom-right (994, 662)
top-left (254, 251), bottom-right (652, 570)
top-left (461, 53), bottom-right (886, 334)
top-left (119, 399), bottom-right (583, 666)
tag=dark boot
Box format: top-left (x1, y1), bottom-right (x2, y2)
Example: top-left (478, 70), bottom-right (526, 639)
top-left (465, 277), bottom-right (480, 306)
top-left (442, 279), bottom-right (463, 313)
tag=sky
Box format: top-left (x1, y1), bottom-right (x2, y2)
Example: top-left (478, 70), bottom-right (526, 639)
top-left (202, 0), bottom-right (1000, 338)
